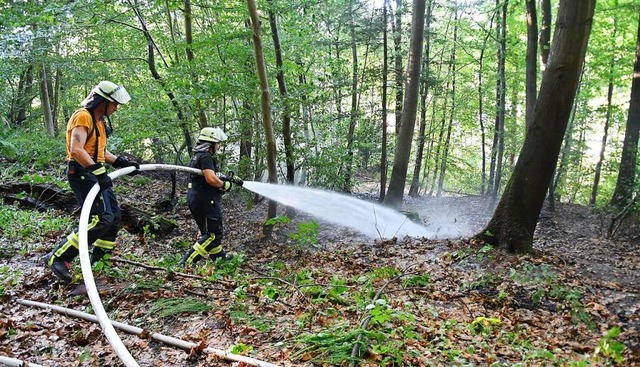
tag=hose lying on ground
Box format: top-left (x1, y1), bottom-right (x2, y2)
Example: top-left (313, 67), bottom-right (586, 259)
top-left (16, 298), bottom-right (280, 367)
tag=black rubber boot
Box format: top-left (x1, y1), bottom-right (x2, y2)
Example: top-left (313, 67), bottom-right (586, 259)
top-left (210, 250), bottom-right (232, 262)
top-left (178, 248), bottom-right (204, 267)
top-left (90, 247), bottom-right (110, 265)
top-left (43, 252), bottom-right (72, 284)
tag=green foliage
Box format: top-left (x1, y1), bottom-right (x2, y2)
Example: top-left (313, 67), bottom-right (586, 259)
top-left (149, 298), bottom-right (211, 318)
top-left (0, 203), bottom-right (73, 242)
top-left (288, 220), bottom-right (319, 248)
top-left (0, 265), bottom-right (21, 296)
top-left (594, 327), bottom-right (625, 364)
top-left (230, 343), bottom-right (253, 355)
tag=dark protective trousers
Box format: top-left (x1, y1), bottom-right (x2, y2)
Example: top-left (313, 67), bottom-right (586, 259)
top-left (49, 161), bottom-right (122, 262)
top-left (183, 188), bottom-right (224, 264)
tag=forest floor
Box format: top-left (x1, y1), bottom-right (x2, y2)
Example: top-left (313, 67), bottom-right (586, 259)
top-left (1, 172), bottom-right (639, 366)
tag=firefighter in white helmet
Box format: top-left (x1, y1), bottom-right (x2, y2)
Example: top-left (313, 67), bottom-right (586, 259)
top-left (179, 127), bottom-right (243, 266)
top-left (44, 81), bottom-right (139, 283)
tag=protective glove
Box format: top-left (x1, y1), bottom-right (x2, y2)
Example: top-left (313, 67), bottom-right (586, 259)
top-left (112, 156), bottom-right (140, 175)
top-left (221, 180), bottom-right (232, 192)
top-left (87, 163), bottom-right (112, 191)
top-left (224, 171), bottom-right (244, 187)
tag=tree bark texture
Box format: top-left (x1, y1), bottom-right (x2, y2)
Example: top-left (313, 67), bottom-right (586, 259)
top-left (380, 0), bottom-right (389, 202)
top-left (247, 0), bottom-right (278, 236)
top-left (393, 0), bottom-right (403, 137)
top-left (525, 0), bottom-right (538, 129)
top-left (384, 0), bottom-right (426, 209)
top-left (39, 64), bottom-right (55, 137)
top-left (539, 0), bottom-right (552, 67)
top-left (480, 0), bottom-right (595, 253)
top-left (267, 0), bottom-right (295, 185)
top-left (409, 0), bottom-right (433, 197)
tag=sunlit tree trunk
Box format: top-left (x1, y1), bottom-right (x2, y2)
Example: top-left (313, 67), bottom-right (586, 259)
top-left (437, 9), bottom-right (458, 198)
top-left (610, 15), bottom-right (640, 209)
top-left (477, 12), bottom-right (496, 196)
top-left (39, 64), bottom-right (55, 137)
top-left (247, 0), bottom-right (278, 237)
top-left (380, 0), bottom-right (390, 202)
top-left (384, 0), bottom-right (426, 209)
top-left (479, 0), bottom-right (595, 253)
top-left (343, 1), bottom-right (359, 192)
top-left (590, 23), bottom-right (617, 206)
top-left (488, 0), bottom-right (507, 208)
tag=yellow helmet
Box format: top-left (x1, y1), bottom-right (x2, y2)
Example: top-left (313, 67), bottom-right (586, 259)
top-left (198, 127), bottom-right (227, 143)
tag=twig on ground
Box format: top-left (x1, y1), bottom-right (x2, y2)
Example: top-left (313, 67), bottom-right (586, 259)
top-left (109, 256), bottom-right (234, 287)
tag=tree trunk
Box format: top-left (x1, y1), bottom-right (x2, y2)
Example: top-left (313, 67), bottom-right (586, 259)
top-left (184, 0), bottom-right (208, 129)
top-left (610, 15), bottom-right (640, 208)
top-left (267, 0), bottom-right (295, 186)
top-left (247, 0), bottom-right (278, 237)
top-left (479, 0), bottom-right (595, 253)
top-left (590, 27), bottom-right (617, 206)
top-left (488, 0), bottom-right (507, 208)
top-left (12, 65), bottom-right (34, 126)
top-left (383, 0), bottom-right (427, 209)
top-left (393, 0), bottom-right (403, 138)
top-left (39, 64), bottom-right (55, 137)
top-left (436, 9), bottom-right (458, 198)
top-left (409, 0), bottom-right (433, 197)
top-left (525, 0), bottom-right (538, 129)
top-left (343, 2), bottom-right (359, 192)
top-left (539, 0), bottom-right (552, 67)
top-left (380, 0), bottom-right (389, 202)
top-left (478, 12), bottom-right (496, 196)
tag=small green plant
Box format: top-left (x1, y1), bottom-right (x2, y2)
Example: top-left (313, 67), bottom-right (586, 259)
top-left (469, 316), bottom-right (501, 335)
top-left (265, 215), bottom-right (290, 226)
top-left (402, 274), bottom-right (431, 288)
top-left (288, 220), bottom-right (319, 248)
top-left (594, 327), bottom-right (625, 364)
top-left (230, 343), bottom-right (253, 355)
top-left (149, 298), bottom-right (211, 318)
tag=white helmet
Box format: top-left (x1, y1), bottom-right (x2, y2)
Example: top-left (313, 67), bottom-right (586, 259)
top-left (94, 80), bottom-right (131, 104)
top-left (198, 127), bottom-right (227, 143)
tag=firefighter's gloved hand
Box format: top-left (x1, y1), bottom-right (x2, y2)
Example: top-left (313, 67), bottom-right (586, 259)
top-left (113, 156), bottom-right (140, 176)
top-left (230, 176), bottom-right (244, 187)
top-left (225, 171), bottom-right (244, 187)
top-left (221, 180), bottom-right (232, 192)
top-left (87, 163), bottom-right (112, 191)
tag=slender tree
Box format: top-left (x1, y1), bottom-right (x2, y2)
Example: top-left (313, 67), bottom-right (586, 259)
top-left (380, 0), bottom-right (390, 202)
top-left (247, 0), bottom-right (278, 237)
top-left (610, 14), bottom-right (640, 208)
top-left (479, 0), bottom-right (595, 253)
top-left (525, 0), bottom-right (538, 128)
top-left (384, 0), bottom-right (427, 209)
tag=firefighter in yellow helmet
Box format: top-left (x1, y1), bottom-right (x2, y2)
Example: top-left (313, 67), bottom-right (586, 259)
top-left (44, 81), bottom-right (140, 283)
top-left (179, 127), bottom-right (243, 266)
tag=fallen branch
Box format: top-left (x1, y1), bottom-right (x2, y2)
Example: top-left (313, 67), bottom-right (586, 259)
top-left (16, 298), bottom-right (280, 367)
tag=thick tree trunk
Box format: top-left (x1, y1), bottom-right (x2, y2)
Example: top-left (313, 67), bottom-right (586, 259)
top-left (247, 0), bottom-right (278, 237)
top-left (383, 0), bottom-right (426, 209)
top-left (479, 0), bottom-right (595, 253)
top-left (610, 14), bottom-right (640, 209)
